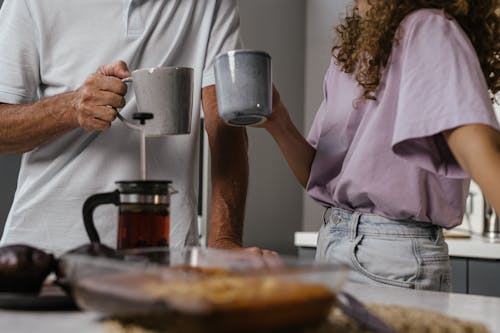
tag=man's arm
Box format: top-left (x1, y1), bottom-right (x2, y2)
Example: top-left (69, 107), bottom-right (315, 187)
top-left (0, 61), bottom-right (129, 153)
top-left (444, 124), bottom-right (500, 213)
top-left (202, 85), bottom-right (248, 249)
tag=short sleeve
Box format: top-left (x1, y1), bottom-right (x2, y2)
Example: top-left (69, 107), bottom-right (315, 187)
top-left (391, 11), bottom-right (499, 178)
top-left (202, 0), bottom-right (242, 88)
top-left (0, 0), bottom-right (40, 104)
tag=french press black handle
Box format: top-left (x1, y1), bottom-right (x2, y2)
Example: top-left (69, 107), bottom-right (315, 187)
top-left (83, 190), bottom-right (120, 243)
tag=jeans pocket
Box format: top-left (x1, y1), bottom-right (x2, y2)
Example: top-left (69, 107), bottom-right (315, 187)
top-left (316, 225), bottom-right (348, 264)
top-left (350, 234), bottom-right (417, 289)
top-left (417, 238), bottom-right (451, 291)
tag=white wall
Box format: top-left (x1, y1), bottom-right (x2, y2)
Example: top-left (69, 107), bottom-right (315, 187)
top-left (302, 0), bottom-right (352, 231)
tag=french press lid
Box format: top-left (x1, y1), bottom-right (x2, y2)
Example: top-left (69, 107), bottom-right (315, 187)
top-left (116, 180), bottom-right (172, 194)
top-left (116, 180), bottom-right (173, 205)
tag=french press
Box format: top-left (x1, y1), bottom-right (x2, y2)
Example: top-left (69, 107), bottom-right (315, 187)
top-left (82, 112), bottom-right (175, 250)
top-left (82, 67), bottom-right (194, 250)
top-left (83, 180), bottom-right (176, 250)
top-left (83, 112), bottom-right (176, 250)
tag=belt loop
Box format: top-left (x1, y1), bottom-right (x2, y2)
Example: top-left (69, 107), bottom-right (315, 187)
top-left (322, 206), bottom-right (332, 225)
top-left (435, 226), bottom-right (444, 244)
top-left (349, 212), bottom-right (362, 242)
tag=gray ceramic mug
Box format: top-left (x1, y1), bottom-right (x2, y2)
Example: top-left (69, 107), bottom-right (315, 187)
top-left (119, 67), bottom-right (194, 136)
top-left (214, 50), bottom-right (272, 126)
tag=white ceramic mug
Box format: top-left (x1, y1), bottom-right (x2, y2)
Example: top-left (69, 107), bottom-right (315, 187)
top-left (119, 67), bottom-right (194, 136)
top-left (214, 50), bottom-right (272, 126)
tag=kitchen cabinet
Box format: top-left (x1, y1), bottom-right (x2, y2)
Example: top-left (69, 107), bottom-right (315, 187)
top-left (452, 257), bottom-right (500, 297)
top-left (450, 258), bottom-right (468, 294)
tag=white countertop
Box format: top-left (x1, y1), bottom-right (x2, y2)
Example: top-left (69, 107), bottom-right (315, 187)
top-left (295, 232), bottom-right (500, 260)
top-left (2, 283), bottom-right (500, 332)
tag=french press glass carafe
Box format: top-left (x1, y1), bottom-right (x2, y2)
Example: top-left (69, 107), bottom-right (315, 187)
top-left (83, 180), bottom-right (175, 250)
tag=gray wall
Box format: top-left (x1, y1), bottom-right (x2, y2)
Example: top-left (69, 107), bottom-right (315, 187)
top-left (0, 154), bottom-right (20, 236)
top-left (302, 0), bottom-right (352, 232)
top-left (238, 0), bottom-right (354, 247)
top-left (238, 0), bottom-right (306, 254)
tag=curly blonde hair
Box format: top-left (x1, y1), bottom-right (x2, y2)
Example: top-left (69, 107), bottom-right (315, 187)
top-left (334, 0), bottom-right (500, 101)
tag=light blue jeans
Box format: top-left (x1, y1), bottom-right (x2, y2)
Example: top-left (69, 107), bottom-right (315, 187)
top-left (316, 207), bottom-right (451, 291)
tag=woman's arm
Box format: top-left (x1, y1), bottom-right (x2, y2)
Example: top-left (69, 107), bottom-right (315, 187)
top-left (444, 124), bottom-right (500, 213)
top-left (263, 88), bottom-right (316, 189)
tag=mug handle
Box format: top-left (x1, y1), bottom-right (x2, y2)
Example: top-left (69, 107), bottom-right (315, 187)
top-left (83, 191), bottom-right (120, 243)
top-left (115, 77), bottom-right (143, 131)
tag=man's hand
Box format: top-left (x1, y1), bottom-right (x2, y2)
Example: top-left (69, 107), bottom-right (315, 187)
top-left (210, 238), bottom-right (278, 258)
top-left (242, 247), bottom-right (279, 258)
top-left (70, 61), bottom-right (130, 131)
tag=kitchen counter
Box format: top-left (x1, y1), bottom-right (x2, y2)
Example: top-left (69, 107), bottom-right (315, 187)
top-left (295, 232), bottom-right (500, 260)
top-left (2, 282), bottom-right (500, 332)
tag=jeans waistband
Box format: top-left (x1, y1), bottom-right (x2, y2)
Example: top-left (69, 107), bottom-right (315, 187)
top-left (323, 207), bottom-right (442, 240)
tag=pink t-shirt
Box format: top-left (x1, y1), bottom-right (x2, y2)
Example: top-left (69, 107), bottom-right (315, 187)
top-left (306, 9), bottom-right (499, 228)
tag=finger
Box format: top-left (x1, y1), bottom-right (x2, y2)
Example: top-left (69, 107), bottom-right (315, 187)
top-left (92, 106), bottom-right (118, 123)
top-left (272, 85), bottom-right (281, 107)
top-left (96, 75), bottom-right (128, 95)
top-left (96, 60), bottom-right (130, 79)
top-left (85, 74), bottom-right (128, 96)
top-left (244, 247), bottom-right (264, 255)
top-left (262, 251), bottom-right (283, 268)
top-left (93, 90), bottom-right (126, 109)
top-left (81, 117), bottom-right (112, 131)
top-left (262, 250), bottom-right (279, 257)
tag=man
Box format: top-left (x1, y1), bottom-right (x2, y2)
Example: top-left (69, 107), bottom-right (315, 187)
top-left (0, 0), bottom-right (249, 255)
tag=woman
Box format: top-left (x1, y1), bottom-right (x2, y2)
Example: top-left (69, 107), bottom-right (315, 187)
top-left (263, 0), bottom-right (500, 291)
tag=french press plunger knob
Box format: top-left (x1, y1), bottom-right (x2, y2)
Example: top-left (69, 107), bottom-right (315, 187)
top-left (133, 112), bottom-right (154, 125)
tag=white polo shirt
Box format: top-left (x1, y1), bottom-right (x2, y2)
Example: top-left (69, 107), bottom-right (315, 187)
top-left (0, 0), bottom-right (241, 255)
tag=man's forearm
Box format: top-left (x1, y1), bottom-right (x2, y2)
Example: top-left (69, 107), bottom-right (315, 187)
top-left (0, 92), bottom-right (77, 153)
top-left (207, 131), bottom-right (249, 248)
top-left (202, 85), bottom-right (248, 248)
top-left (0, 64), bottom-right (130, 154)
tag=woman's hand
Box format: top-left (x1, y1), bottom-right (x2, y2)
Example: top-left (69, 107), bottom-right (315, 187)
top-left (256, 86), bottom-right (291, 134)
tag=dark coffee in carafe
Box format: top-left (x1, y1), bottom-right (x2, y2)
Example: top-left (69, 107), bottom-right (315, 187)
top-left (83, 180), bottom-right (174, 250)
top-left (118, 206), bottom-right (170, 248)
